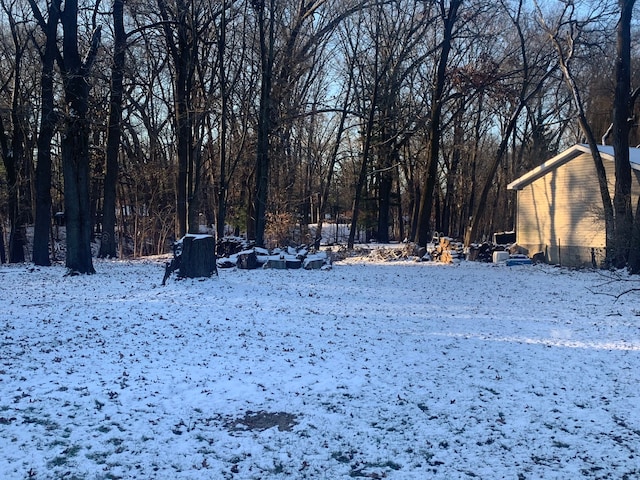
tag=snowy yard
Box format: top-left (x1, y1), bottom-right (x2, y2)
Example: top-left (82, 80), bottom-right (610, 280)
top-left (1, 257), bottom-right (639, 479)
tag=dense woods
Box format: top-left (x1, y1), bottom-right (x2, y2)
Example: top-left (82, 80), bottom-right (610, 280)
top-left (1, 0), bottom-right (639, 270)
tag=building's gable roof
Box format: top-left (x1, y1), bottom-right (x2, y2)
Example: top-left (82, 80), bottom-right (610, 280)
top-left (507, 144), bottom-right (640, 191)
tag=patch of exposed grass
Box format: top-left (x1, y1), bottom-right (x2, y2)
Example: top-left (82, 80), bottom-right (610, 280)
top-left (23, 415), bottom-right (59, 431)
top-left (86, 451), bottom-right (110, 465)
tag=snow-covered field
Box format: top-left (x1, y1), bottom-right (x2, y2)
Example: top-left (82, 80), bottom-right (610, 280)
top-left (1, 256), bottom-right (639, 479)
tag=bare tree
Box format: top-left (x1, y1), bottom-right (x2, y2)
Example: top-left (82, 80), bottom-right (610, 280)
top-left (347, 5), bottom-right (383, 248)
top-left (251, 0), bottom-right (275, 246)
top-left (158, 0), bottom-right (198, 237)
top-left (313, 33), bottom-right (357, 248)
top-left (98, 0), bottom-right (126, 258)
top-left (58, 0), bottom-right (101, 273)
top-left (0, 0), bottom-right (33, 263)
top-left (415, 0), bottom-right (463, 246)
top-left (464, 0), bottom-right (555, 247)
top-left (250, 0), bottom-right (369, 247)
top-left (535, 1), bottom-right (616, 263)
top-left (28, 0), bottom-right (62, 266)
top-left (611, 0), bottom-right (637, 269)
top-left (216, 0), bottom-right (229, 240)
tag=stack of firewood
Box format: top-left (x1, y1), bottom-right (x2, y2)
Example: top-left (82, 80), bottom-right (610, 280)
top-left (429, 237), bottom-right (463, 263)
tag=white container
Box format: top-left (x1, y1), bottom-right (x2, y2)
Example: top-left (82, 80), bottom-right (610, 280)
top-left (492, 251), bottom-right (510, 263)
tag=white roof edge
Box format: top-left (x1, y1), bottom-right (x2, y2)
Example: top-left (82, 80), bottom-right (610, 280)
top-left (507, 144), bottom-right (591, 191)
top-left (506, 143), bottom-right (640, 191)
top-left (593, 143), bottom-right (640, 171)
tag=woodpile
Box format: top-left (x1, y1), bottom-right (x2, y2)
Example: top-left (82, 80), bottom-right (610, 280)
top-left (216, 236), bottom-right (254, 257)
top-left (427, 237), bottom-right (463, 264)
top-left (465, 242), bottom-right (494, 262)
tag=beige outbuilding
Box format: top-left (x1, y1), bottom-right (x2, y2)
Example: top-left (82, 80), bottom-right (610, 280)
top-left (507, 144), bottom-right (640, 267)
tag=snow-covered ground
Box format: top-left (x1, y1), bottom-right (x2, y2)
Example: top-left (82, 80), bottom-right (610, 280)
top-left (1, 256), bottom-right (639, 479)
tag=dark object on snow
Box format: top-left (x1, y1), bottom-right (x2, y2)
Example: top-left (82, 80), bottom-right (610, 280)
top-left (217, 259), bottom-right (236, 269)
top-left (506, 255), bottom-right (532, 266)
top-left (303, 258), bottom-right (324, 270)
top-left (181, 235), bottom-right (218, 278)
top-left (493, 231), bottom-right (516, 244)
top-left (162, 235), bottom-right (217, 284)
top-left (531, 251), bottom-right (546, 264)
top-left (265, 258), bottom-right (287, 269)
top-left (286, 259), bottom-right (301, 269)
top-left (162, 241), bottom-right (182, 285)
top-left (237, 251), bottom-right (259, 269)
top-left (217, 236), bottom-right (254, 258)
top-left (466, 242), bottom-right (495, 262)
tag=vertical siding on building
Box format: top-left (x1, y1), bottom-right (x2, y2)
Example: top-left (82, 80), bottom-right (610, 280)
top-left (633, 170), bottom-right (640, 210)
top-left (516, 153), bottom-right (606, 266)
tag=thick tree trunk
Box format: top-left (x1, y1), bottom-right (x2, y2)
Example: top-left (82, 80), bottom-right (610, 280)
top-left (59, 1), bottom-right (100, 274)
top-left (7, 156), bottom-right (26, 264)
top-left (99, 0), bottom-right (126, 258)
top-left (253, 0), bottom-right (275, 247)
top-left (62, 116), bottom-right (95, 274)
top-left (10, 126), bottom-right (27, 264)
top-left (377, 170), bottom-right (393, 243)
top-left (629, 195), bottom-right (640, 273)
top-left (611, 0), bottom-right (636, 269)
top-left (375, 107), bottom-right (394, 244)
top-left (442, 107), bottom-right (463, 237)
top-left (0, 222), bottom-right (5, 263)
top-left (180, 235), bottom-right (217, 278)
top-left (376, 141), bottom-right (398, 243)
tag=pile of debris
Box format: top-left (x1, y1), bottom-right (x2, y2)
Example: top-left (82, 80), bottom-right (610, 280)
top-left (212, 235), bottom-right (533, 269)
top-left (216, 236), bottom-right (255, 257)
top-left (466, 242), bottom-right (523, 263)
top-left (466, 242), bottom-right (498, 262)
top-left (360, 236), bottom-right (528, 266)
top-left (361, 239), bottom-right (464, 264)
top-left (215, 237), bottom-right (331, 270)
top-left (370, 243), bottom-right (420, 261)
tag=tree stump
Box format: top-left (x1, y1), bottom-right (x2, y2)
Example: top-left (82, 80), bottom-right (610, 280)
top-left (179, 234), bottom-right (218, 278)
